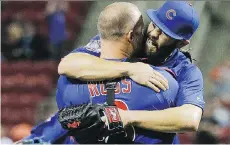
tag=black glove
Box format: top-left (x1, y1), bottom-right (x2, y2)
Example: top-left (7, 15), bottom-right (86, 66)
top-left (58, 103), bottom-right (126, 143)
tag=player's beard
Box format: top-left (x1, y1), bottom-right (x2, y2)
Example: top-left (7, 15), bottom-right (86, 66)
top-left (136, 25), bottom-right (177, 65)
top-left (131, 25), bottom-right (178, 65)
top-left (146, 41), bottom-right (178, 66)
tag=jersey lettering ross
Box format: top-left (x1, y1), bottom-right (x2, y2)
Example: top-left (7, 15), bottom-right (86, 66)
top-left (88, 79), bottom-right (132, 97)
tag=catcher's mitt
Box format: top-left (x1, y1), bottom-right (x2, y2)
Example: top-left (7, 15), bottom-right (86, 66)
top-left (58, 103), bottom-right (128, 143)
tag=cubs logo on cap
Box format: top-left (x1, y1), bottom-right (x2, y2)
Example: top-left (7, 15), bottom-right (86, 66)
top-left (166, 9), bottom-right (176, 20)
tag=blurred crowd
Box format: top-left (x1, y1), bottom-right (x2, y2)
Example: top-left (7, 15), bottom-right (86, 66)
top-left (1, 1), bottom-right (73, 61)
top-left (205, 59), bottom-right (230, 143)
top-left (1, 1), bottom-right (91, 143)
top-left (179, 59), bottom-right (230, 144)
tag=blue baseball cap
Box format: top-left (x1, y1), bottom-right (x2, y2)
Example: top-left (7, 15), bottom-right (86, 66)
top-left (146, 1), bottom-right (199, 40)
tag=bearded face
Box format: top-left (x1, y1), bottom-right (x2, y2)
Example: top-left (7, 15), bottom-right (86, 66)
top-left (142, 22), bottom-right (179, 65)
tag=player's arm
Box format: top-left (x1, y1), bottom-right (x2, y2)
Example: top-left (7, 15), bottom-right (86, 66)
top-left (121, 66), bottom-right (205, 133)
top-left (58, 40), bottom-right (168, 92)
top-left (59, 52), bottom-right (131, 81)
top-left (58, 37), bottom-right (130, 81)
top-left (121, 104), bottom-right (202, 133)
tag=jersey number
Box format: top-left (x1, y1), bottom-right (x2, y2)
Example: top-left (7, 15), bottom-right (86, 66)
top-left (114, 100), bottom-right (129, 110)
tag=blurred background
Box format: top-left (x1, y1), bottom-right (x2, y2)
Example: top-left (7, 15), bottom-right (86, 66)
top-left (1, 1), bottom-right (230, 144)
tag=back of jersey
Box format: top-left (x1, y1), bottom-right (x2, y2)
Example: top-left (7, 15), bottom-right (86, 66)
top-left (56, 65), bottom-right (179, 144)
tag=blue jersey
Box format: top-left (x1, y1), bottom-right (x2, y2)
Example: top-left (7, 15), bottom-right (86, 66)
top-left (24, 35), bottom-right (205, 144)
top-left (56, 60), bottom-right (179, 144)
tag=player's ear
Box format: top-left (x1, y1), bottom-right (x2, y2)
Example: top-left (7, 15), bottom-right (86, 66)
top-left (127, 30), bottom-right (134, 43)
top-left (176, 40), bottom-right (190, 48)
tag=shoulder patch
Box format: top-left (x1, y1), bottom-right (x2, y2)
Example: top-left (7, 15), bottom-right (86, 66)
top-left (85, 40), bottom-right (101, 53)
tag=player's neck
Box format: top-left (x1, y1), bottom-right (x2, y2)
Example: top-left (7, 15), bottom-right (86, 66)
top-left (100, 39), bottom-right (131, 59)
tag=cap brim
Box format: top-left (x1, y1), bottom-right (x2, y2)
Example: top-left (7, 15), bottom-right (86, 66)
top-left (146, 9), bottom-right (183, 40)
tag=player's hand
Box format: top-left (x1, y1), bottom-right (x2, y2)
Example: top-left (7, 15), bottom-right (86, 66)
top-left (117, 109), bottom-right (129, 127)
top-left (127, 62), bottom-right (169, 92)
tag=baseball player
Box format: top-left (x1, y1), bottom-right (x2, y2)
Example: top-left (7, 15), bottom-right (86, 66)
top-left (19, 1), bottom-right (205, 144)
